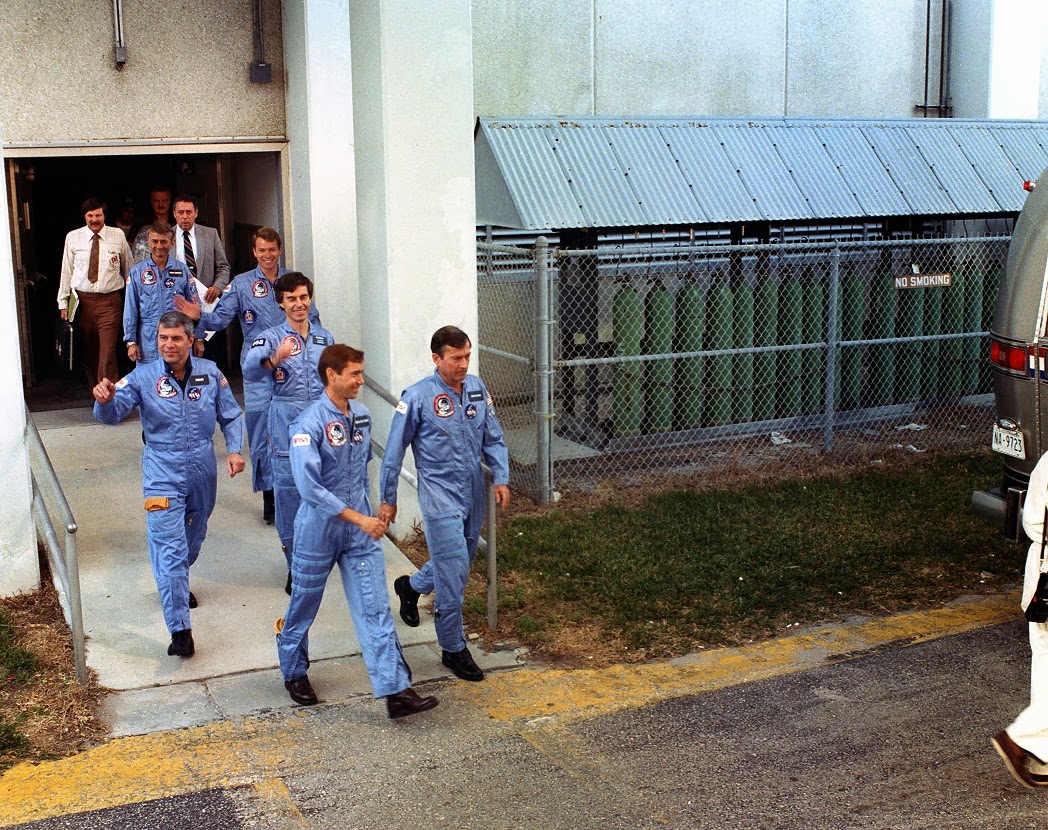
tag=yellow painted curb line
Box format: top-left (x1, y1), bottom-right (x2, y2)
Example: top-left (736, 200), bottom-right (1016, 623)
top-left (458, 593), bottom-right (1019, 724)
top-left (0, 716), bottom-right (307, 827)
top-left (0, 593), bottom-right (1018, 827)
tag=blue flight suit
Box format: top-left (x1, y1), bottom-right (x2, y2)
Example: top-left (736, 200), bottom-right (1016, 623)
top-left (379, 370), bottom-right (510, 652)
top-left (123, 256), bottom-right (202, 363)
top-left (278, 394), bottom-right (411, 697)
top-left (94, 357), bottom-right (244, 634)
top-left (199, 267), bottom-right (322, 492)
top-left (242, 320), bottom-right (335, 566)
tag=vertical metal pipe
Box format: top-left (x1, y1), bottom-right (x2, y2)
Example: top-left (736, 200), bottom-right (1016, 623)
top-left (65, 531), bottom-right (88, 686)
top-left (535, 237), bottom-right (553, 504)
top-left (486, 480), bottom-right (498, 631)
top-left (823, 245), bottom-right (840, 453)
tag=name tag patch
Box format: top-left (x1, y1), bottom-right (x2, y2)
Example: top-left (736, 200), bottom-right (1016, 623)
top-left (190, 375), bottom-right (209, 385)
top-left (312, 335), bottom-right (327, 345)
top-left (467, 391), bottom-right (484, 402)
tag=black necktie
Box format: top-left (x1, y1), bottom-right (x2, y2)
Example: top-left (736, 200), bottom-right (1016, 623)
top-left (183, 230), bottom-right (197, 278)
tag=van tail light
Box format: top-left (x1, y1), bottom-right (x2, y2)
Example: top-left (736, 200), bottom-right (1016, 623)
top-left (990, 339), bottom-right (1028, 373)
top-left (1024, 181), bottom-right (1036, 192)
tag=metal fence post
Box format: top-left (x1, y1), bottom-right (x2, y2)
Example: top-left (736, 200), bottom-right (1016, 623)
top-left (486, 479), bottom-right (498, 631)
top-left (823, 244), bottom-right (841, 453)
top-left (535, 236), bottom-right (553, 504)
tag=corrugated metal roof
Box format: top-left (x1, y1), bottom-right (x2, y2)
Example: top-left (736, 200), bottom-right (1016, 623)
top-left (476, 116), bottom-right (1048, 229)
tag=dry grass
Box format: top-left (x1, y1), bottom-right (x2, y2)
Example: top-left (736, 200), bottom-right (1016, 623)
top-left (0, 573), bottom-right (108, 772)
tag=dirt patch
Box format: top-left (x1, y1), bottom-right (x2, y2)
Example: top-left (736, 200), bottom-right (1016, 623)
top-left (0, 571), bottom-right (108, 771)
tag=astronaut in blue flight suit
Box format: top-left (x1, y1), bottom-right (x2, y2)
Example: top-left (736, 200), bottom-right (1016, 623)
top-left (241, 272), bottom-right (334, 594)
top-left (123, 221), bottom-right (202, 364)
top-left (276, 344), bottom-right (439, 718)
top-left (174, 227), bottom-right (320, 524)
top-left (379, 326), bottom-right (511, 682)
top-left (93, 311), bottom-right (246, 658)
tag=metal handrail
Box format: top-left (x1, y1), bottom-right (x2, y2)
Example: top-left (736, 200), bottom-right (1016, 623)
top-left (364, 374), bottom-right (500, 630)
top-left (24, 407), bottom-right (87, 686)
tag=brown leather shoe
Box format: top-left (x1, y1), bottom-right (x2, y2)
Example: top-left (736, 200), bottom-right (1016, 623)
top-left (992, 730), bottom-right (1038, 788)
top-left (386, 687), bottom-right (439, 719)
top-left (285, 675), bottom-right (319, 706)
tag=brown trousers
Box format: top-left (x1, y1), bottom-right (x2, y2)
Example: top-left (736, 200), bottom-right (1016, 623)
top-left (75, 290), bottom-right (122, 384)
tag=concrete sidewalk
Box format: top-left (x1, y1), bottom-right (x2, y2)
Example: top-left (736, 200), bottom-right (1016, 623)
top-left (32, 405), bottom-right (521, 737)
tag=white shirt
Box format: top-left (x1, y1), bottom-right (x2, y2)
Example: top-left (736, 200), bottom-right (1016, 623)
top-left (174, 224), bottom-right (198, 273)
top-left (57, 225), bottom-right (132, 307)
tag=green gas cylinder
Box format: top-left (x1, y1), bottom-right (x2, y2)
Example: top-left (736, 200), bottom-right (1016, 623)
top-left (644, 285), bottom-right (674, 432)
top-left (675, 283), bottom-right (705, 429)
top-left (707, 278), bottom-right (733, 425)
top-left (733, 279), bottom-right (755, 422)
top-left (940, 266), bottom-right (963, 397)
top-left (961, 262), bottom-right (984, 395)
top-left (777, 274), bottom-right (804, 417)
top-left (896, 278), bottom-right (924, 402)
top-left (921, 280), bottom-right (942, 399)
top-left (613, 285), bottom-right (643, 436)
top-left (801, 272), bottom-right (825, 414)
top-left (753, 276), bottom-right (778, 420)
top-left (836, 268), bottom-right (863, 410)
top-left (869, 269), bottom-right (896, 406)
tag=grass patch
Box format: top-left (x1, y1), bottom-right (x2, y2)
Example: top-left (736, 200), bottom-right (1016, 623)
top-left (0, 609), bottom-right (39, 684)
top-left (0, 575), bottom-right (106, 772)
top-left (464, 450), bottom-right (1023, 665)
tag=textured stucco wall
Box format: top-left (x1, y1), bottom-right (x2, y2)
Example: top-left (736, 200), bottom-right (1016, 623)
top-left (0, 0), bottom-right (285, 146)
top-left (473, 0), bottom-right (1011, 119)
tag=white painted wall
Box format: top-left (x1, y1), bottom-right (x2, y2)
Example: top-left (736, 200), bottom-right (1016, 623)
top-left (952, 0), bottom-right (1046, 119)
top-left (0, 149), bottom-right (39, 597)
top-left (351, 0), bottom-right (477, 538)
top-left (282, 0), bottom-right (360, 343)
top-left (474, 0), bottom-right (953, 118)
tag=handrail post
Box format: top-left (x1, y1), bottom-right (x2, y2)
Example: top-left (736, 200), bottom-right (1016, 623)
top-left (823, 244), bottom-right (841, 453)
top-left (534, 236), bottom-right (553, 504)
top-left (24, 408), bottom-right (87, 686)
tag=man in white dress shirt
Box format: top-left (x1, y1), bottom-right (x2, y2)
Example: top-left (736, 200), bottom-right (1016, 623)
top-left (57, 197), bottom-right (132, 384)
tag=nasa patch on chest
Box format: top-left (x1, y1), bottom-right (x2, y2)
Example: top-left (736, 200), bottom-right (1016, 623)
top-left (187, 387), bottom-right (202, 401)
top-left (164, 277), bottom-right (176, 289)
top-left (156, 376), bottom-right (178, 398)
top-left (325, 420), bottom-right (347, 446)
top-left (465, 404), bottom-right (477, 419)
top-left (433, 393), bottom-right (454, 418)
top-left (282, 335), bottom-right (303, 357)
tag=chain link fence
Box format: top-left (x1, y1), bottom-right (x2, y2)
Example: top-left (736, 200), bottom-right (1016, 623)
top-left (477, 236), bottom-right (1007, 502)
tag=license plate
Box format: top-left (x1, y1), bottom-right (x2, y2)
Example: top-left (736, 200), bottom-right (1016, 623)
top-left (992, 424), bottom-right (1026, 460)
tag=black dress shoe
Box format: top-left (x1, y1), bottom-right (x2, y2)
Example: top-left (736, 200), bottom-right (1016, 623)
top-left (285, 571), bottom-right (293, 596)
top-left (285, 675), bottom-right (319, 705)
top-left (167, 629), bottom-right (195, 657)
top-left (263, 489), bottom-right (275, 525)
top-left (441, 647), bottom-right (484, 681)
top-left (394, 575), bottom-right (420, 627)
top-left (386, 687), bottom-right (439, 719)
top-left (188, 591), bottom-right (198, 609)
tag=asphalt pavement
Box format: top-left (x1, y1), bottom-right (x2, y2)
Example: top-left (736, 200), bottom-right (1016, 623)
top-left (0, 593), bottom-right (1042, 829)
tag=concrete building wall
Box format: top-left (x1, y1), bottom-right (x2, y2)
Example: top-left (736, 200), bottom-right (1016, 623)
top-left (474, 0), bottom-right (946, 118)
top-left (0, 0), bottom-right (285, 146)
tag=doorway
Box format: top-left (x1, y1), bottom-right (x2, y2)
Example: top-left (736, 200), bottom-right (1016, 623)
top-left (10, 149), bottom-right (283, 407)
